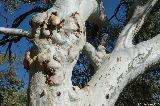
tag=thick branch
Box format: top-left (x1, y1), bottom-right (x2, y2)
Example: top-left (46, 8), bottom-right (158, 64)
top-left (0, 27), bottom-right (32, 38)
top-left (84, 42), bottom-right (107, 70)
top-left (86, 34), bottom-right (160, 105)
top-left (115, 0), bottom-right (158, 50)
top-left (129, 34), bottom-right (160, 79)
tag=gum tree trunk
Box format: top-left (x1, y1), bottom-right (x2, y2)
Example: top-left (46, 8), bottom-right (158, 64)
top-left (2, 0), bottom-right (157, 106)
top-left (24, 0), bottom-right (106, 105)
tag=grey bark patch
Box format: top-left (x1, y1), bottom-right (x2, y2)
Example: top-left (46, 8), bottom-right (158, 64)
top-left (110, 88), bottom-right (116, 99)
top-left (56, 91), bottom-right (61, 96)
top-left (99, 75), bottom-right (103, 80)
top-left (117, 73), bottom-right (123, 83)
top-left (106, 94), bottom-right (109, 99)
top-left (40, 90), bottom-right (45, 97)
top-left (109, 85), bottom-right (114, 91)
top-left (72, 87), bottom-right (75, 91)
top-left (127, 48), bottom-right (152, 74)
top-left (36, 99), bottom-right (41, 106)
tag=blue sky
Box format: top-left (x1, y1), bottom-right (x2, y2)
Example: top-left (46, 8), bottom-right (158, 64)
top-left (0, 0), bottom-right (120, 88)
top-left (104, 0), bottom-right (120, 18)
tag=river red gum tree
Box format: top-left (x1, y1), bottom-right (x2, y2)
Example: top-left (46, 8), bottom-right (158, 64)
top-left (0, 0), bottom-right (159, 105)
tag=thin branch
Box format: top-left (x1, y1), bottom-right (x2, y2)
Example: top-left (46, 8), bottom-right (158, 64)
top-left (84, 42), bottom-right (107, 70)
top-left (0, 13), bottom-right (9, 27)
top-left (0, 6), bottom-right (48, 59)
top-left (108, 1), bottom-right (124, 22)
top-left (0, 27), bottom-right (32, 38)
top-left (108, 0), bottom-right (133, 23)
top-left (0, 36), bottom-right (20, 46)
top-left (12, 6), bottom-right (48, 28)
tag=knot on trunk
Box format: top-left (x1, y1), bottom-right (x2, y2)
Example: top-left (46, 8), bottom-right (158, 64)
top-left (25, 9), bottom-right (86, 86)
top-left (30, 11), bottom-right (83, 45)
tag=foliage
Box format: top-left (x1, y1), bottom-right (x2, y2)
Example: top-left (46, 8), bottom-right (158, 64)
top-left (0, 53), bottom-right (27, 105)
top-left (116, 64), bottom-right (160, 106)
top-left (0, 0), bottom-right (55, 12)
top-left (0, 53), bottom-right (17, 64)
top-left (0, 0), bottom-right (20, 12)
top-left (0, 68), bottom-right (27, 105)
